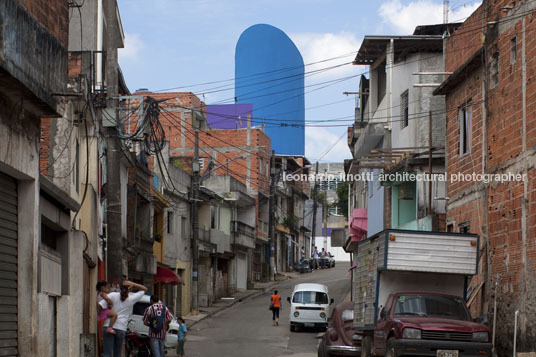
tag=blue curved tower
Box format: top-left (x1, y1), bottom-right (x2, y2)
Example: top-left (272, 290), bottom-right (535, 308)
top-left (235, 24), bottom-right (305, 155)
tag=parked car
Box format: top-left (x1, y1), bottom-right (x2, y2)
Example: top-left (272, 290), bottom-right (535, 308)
top-left (326, 253), bottom-right (336, 268)
top-left (287, 283), bottom-right (334, 332)
top-left (128, 295), bottom-right (180, 348)
top-left (319, 252), bottom-right (335, 268)
top-left (318, 301), bottom-right (361, 357)
top-left (370, 292), bottom-right (492, 357)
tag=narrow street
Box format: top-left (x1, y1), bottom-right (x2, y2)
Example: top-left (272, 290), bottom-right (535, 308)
top-left (183, 264), bottom-right (350, 357)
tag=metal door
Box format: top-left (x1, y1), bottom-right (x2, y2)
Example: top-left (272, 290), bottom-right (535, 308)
top-left (0, 172), bottom-right (18, 356)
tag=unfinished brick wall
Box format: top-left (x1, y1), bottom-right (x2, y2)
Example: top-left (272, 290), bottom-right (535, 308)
top-left (443, 1), bottom-right (536, 353)
top-left (125, 92), bottom-right (271, 196)
top-left (19, 0), bottom-right (69, 46)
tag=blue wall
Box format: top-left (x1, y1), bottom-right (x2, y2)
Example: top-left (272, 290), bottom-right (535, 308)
top-left (367, 169), bottom-right (384, 237)
top-left (235, 24), bottom-right (305, 155)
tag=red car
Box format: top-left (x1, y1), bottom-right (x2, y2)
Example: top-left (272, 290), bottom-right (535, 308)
top-left (368, 292), bottom-right (492, 357)
top-left (318, 301), bottom-right (362, 356)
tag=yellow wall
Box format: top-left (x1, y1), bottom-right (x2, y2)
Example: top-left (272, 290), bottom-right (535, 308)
top-left (153, 210), bottom-right (165, 262)
top-left (176, 260), bottom-right (192, 317)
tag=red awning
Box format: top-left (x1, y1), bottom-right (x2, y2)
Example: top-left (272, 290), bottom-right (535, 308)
top-left (154, 267), bottom-right (182, 285)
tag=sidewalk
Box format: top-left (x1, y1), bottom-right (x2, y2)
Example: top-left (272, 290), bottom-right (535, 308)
top-left (182, 271), bottom-right (300, 329)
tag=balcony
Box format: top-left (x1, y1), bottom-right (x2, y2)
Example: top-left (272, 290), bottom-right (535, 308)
top-left (257, 219), bottom-right (269, 241)
top-left (232, 221), bottom-right (255, 249)
top-left (352, 122), bottom-right (387, 158)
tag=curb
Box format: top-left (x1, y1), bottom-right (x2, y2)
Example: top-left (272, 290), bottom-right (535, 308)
top-left (186, 276), bottom-right (293, 329)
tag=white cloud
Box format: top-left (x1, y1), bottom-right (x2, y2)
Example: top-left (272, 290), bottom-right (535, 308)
top-left (305, 127), bottom-right (351, 162)
top-left (291, 32), bottom-right (361, 79)
top-left (119, 33), bottom-right (144, 62)
top-left (379, 0), bottom-right (481, 35)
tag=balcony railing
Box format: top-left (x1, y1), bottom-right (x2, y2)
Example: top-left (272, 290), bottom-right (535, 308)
top-left (232, 221), bottom-right (255, 239)
top-left (257, 219), bottom-right (268, 237)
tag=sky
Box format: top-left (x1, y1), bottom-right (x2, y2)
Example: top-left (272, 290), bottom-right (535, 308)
top-left (117, 0), bottom-right (481, 163)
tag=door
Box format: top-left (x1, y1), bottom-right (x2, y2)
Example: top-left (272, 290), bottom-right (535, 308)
top-left (237, 252), bottom-right (247, 290)
top-left (0, 172), bottom-right (18, 356)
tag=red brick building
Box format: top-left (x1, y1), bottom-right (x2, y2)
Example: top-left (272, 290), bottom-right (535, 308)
top-left (435, 1), bottom-right (536, 353)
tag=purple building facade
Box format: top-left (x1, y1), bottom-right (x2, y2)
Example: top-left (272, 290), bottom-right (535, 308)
top-left (206, 103), bottom-right (254, 129)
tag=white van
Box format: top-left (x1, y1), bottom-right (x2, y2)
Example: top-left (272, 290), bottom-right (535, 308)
top-left (128, 295), bottom-right (180, 348)
top-left (287, 283), bottom-right (334, 332)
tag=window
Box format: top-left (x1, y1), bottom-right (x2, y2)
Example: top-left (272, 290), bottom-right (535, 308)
top-left (393, 294), bottom-right (471, 321)
top-left (490, 51), bottom-right (499, 88)
top-left (181, 216), bottom-right (187, 239)
top-left (511, 37), bottom-right (517, 65)
top-left (458, 221), bottom-right (470, 234)
top-left (167, 211), bottom-right (173, 234)
top-left (211, 205), bottom-right (219, 229)
top-left (377, 61), bottom-right (387, 105)
top-left (292, 291), bottom-right (328, 304)
top-left (458, 102), bottom-right (472, 155)
top-left (401, 90), bottom-right (409, 128)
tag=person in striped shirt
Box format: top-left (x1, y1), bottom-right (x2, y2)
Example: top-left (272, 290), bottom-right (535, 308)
top-left (143, 295), bottom-right (172, 357)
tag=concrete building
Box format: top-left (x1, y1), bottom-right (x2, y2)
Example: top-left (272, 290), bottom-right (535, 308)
top-left (235, 24), bottom-right (305, 156)
top-left (273, 155), bottom-right (311, 272)
top-left (434, 2), bottom-right (536, 353)
top-left (0, 0), bottom-right (86, 355)
top-left (346, 25), bottom-right (459, 241)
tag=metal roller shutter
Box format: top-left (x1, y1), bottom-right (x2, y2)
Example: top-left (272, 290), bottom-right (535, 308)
top-left (0, 172), bottom-right (18, 356)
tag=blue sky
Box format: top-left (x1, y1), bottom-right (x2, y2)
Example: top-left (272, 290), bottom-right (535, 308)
top-left (117, 0), bottom-right (480, 163)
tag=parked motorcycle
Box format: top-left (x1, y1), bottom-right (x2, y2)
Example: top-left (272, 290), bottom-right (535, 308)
top-left (125, 326), bottom-right (153, 357)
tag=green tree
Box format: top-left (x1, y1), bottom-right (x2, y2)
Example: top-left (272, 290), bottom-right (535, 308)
top-left (335, 182), bottom-right (349, 218)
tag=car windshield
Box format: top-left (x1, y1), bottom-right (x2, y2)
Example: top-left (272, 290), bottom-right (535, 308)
top-left (292, 291), bottom-right (328, 304)
top-left (392, 294), bottom-right (471, 320)
top-left (132, 302), bottom-right (151, 316)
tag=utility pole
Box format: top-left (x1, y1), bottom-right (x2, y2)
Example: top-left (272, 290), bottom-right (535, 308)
top-left (191, 130), bottom-right (200, 314)
top-left (311, 162), bottom-right (319, 248)
top-left (268, 150), bottom-right (276, 281)
top-left (104, 0), bottom-right (123, 284)
top-left (323, 169), bottom-right (328, 252)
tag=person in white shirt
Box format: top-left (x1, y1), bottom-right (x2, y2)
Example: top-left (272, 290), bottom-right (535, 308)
top-left (99, 280), bottom-right (147, 357)
top-left (312, 246), bottom-right (319, 270)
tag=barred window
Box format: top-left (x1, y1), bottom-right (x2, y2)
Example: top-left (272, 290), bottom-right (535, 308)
top-left (401, 90), bottom-right (409, 128)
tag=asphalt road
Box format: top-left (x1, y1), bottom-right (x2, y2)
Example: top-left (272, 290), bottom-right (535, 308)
top-left (183, 263), bottom-right (351, 357)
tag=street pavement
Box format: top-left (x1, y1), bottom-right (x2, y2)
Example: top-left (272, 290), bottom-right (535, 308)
top-left (168, 263), bottom-right (351, 357)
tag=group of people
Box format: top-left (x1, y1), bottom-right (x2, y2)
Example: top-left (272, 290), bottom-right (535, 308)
top-left (96, 280), bottom-right (188, 357)
top-left (301, 246), bottom-right (329, 270)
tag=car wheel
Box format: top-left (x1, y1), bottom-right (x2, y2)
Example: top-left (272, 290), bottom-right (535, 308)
top-left (385, 337), bottom-right (397, 357)
top-left (317, 340), bottom-right (328, 357)
top-left (361, 336), bottom-right (372, 357)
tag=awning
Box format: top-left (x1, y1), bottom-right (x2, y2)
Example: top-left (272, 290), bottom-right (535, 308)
top-left (154, 266), bottom-right (182, 285)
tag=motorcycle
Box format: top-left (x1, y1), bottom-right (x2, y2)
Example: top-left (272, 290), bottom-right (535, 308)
top-left (125, 326), bottom-right (153, 357)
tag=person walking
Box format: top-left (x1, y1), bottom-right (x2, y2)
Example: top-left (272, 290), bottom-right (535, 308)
top-left (143, 295), bottom-right (172, 357)
top-left (300, 246), bottom-right (305, 262)
top-left (176, 317), bottom-right (187, 357)
top-left (270, 290), bottom-right (282, 326)
top-left (99, 280), bottom-right (147, 357)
